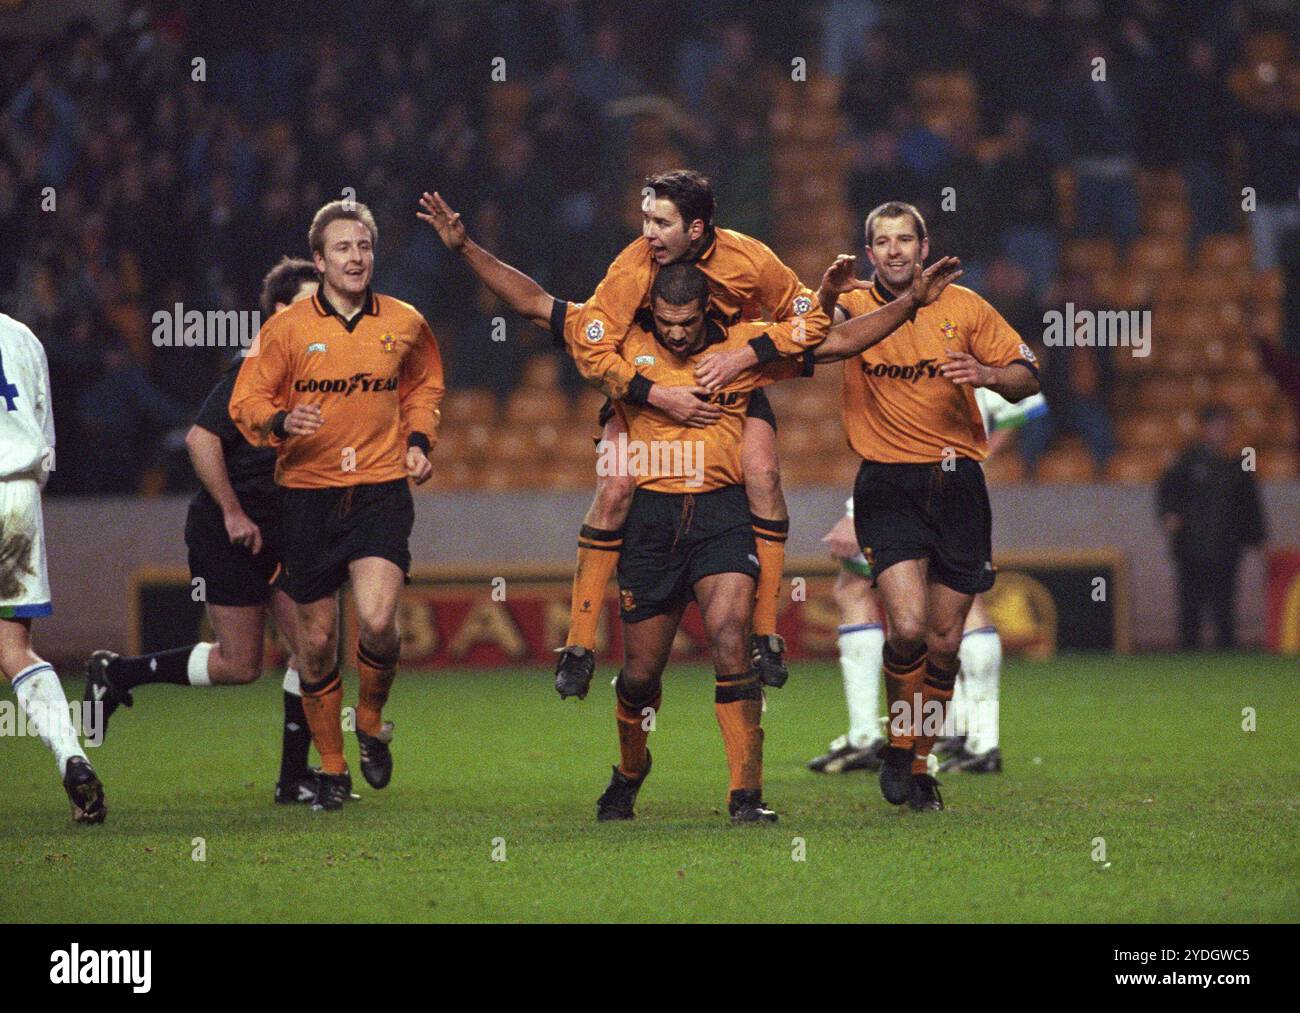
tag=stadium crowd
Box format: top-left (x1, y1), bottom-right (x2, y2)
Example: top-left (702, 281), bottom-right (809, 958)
top-left (0, 0), bottom-right (1296, 494)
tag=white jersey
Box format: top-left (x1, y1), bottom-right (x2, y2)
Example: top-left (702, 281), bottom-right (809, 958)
top-left (0, 314), bottom-right (54, 615)
top-left (0, 313), bottom-right (55, 486)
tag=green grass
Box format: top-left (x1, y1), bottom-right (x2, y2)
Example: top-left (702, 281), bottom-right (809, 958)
top-left (2, 653), bottom-right (1296, 923)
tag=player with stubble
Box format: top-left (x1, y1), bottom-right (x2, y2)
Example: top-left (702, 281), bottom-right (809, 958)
top-left (231, 201), bottom-right (444, 811)
top-left (817, 201), bottom-right (1040, 811)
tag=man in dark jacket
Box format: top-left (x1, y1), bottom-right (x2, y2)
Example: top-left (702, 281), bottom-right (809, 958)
top-left (1157, 406), bottom-right (1268, 649)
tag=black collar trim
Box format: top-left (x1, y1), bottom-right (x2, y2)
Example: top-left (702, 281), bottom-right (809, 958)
top-left (313, 284), bottom-right (378, 332)
top-left (872, 276), bottom-right (898, 304)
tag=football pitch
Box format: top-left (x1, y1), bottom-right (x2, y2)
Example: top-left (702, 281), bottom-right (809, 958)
top-left (3, 653), bottom-right (1296, 924)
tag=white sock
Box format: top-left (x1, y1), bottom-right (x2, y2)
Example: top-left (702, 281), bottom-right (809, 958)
top-left (282, 667), bottom-right (301, 695)
top-left (960, 627), bottom-right (1001, 753)
top-left (948, 668), bottom-right (967, 738)
top-left (839, 623), bottom-right (884, 748)
top-left (187, 642), bottom-right (214, 686)
top-left (12, 662), bottom-right (86, 777)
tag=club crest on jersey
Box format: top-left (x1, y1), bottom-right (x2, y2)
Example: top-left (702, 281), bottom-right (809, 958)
top-left (586, 320), bottom-right (606, 343)
top-left (619, 588), bottom-right (636, 612)
top-left (939, 319), bottom-right (958, 342)
top-left (1018, 342), bottom-right (1037, 362)
top-left (307, 342), bottom-right (328, 354)
top-left (792, 295), bottom-right (812, 315)
top-left (634, 354), bottom-right (655, 367)
top-left (380, 333), bottom-right (397, 352)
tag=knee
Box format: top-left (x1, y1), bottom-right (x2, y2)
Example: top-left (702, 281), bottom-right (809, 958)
top-left (744, 462), bottom-right (782, 504)
top-left (712, 615), bottom-right (749, 659)
top-left (832, 576), bottom-right (868, 614)
top-left (889, 615), bottom-right (927, 651)
top-left (355, 611), bottom-right (397, 648)
top-left (299, 626), bottom-right (336, 666)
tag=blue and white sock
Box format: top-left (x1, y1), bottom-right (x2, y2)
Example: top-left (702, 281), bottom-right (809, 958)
top-left (12, 662), bottom-right (86, 776)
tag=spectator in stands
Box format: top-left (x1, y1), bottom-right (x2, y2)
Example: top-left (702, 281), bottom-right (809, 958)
top-left (1239, 72), bottom-right (1300, 273)
top-left (1058, 37), bottom-right (1140, 247)
top-left (1157, 405), bottom-right (1268, 649)
top-left (988, 111), bottom-right (1059, 297)
top-left (1167, 41), bottom-right (1235, 243)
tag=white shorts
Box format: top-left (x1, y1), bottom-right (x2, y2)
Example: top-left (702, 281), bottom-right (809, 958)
top-left (0, 478), bottom-right (51, 617)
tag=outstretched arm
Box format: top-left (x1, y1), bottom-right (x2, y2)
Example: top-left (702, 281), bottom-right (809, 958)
top-left (814, 257), bottom-right (963, 363)
top-left (418, 191), bottom-right (555, 329)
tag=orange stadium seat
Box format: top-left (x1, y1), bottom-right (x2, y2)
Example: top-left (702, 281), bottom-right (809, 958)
top-left (1062, 238), bottom-right (1119, 274)
top-left (1127, 236), bottom-right (1187, 276)
top-left (1197, 234), bottom-right (1255, 271)
top-left (1035, 443), bottom-right (1096, 483)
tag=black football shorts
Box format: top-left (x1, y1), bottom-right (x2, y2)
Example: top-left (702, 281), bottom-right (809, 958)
top-left (279, 478), bottom-right (414, 604)
top-left (185, 495), bottom-right (283, 607)
top-left (851, 457), bottom-right (995, 595)
top-left (617, 484), bottom-right (759, 622)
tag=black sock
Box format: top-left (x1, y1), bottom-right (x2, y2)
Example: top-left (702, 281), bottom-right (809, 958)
top-left (108, 646), bottom-right (194, 690)
top-left (280, 688), bottom-right (313, 780)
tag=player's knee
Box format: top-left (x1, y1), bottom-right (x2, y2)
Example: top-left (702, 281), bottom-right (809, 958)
top-left (712, 614), bottom-right (748, 660)
top-left (744, 462), bottom-right (782, 507)
top-left (889, 616), bottom-right (927, 651)
top-left (298, 627), bottom-right (336, 667)
top-left (832, 575), bottom-right (869, 614)
top-left (355, 611), bottom-right (397, 650)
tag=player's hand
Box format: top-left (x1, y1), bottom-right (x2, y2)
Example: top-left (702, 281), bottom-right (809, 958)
top-left (406, 445), bottom-right (433, 485)
top-left (224, 510), bottom-right (263, 555)
top-left (911, 256), bottom-right (963, 306)
top-left (939, 351), bottom-right (995, 387)
top-left (417, 191), bottom-right (468, 251)
top-left (819, 254), bottom-right (873, 296)
top-left (647, 385), bottom-right (723, 427)
top-left (821, 514), bottom-right (859, 561)
top-left (694, 349), bottom-right (751, 391)
top-left (284, 404), bottom-right (323, 435)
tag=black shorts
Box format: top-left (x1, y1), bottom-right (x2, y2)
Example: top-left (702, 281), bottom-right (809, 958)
top-left (185, 497), bottom-right (283, 607)
top-left (279, 479), bottom-right (414, 605)
top-left (852, 457), bottom-right (995, 595)
top-left (593, 388), bottom-right (777, 445)
top-left (618, 484), bottom-right (759, 623)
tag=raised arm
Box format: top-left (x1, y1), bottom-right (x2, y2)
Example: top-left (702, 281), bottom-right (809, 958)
top-left (418, 191), bottom-right (555, 329)
top-left (814, 257), bottom-right (963, 363)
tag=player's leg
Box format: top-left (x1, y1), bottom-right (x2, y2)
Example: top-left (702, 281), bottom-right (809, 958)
top-left (1, 617), bottom-right (105, 823)
top-left (809, 567), bottom-right (887, 772)
top-left (556, 407), bottom-right (635, 699)
top-left (873, 558), bottom-right (931, 803)
top-left (906, 579), bottom-right (975, 809)
top-left (293, 593), bottom-right (346, 796)
top-left (597, 607), bottom-right (680, 820)
top-left (269, 587), bottom-right (315, 802)
top-left (348, 555), bottom-right (404, 790)
top-left (943, 593), bottom-right (1003, 773)
top-left (740, 397), bottom-right (790, 688)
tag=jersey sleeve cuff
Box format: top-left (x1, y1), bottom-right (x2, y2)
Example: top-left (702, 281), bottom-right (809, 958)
top-left (748, 335), bottom-right (779, 365)
top-left (270, 411), bottom-right (289, 439)
top-left (625, 372), bottom-right (653, 405)
top-left (407, 432), bottom-right (431, 453)
top-left (1011, 357), bottom-right (1040, 380)
top-left (548, 299), bottom-right (568, 350)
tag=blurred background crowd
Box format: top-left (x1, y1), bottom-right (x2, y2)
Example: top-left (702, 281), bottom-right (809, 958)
top-left (1, 0), bottom-right (1298, 495)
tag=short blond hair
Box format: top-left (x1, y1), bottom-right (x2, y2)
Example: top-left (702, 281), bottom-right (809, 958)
top-left (864, 201), bottom-right (927, 245)
top-left (308, 200), bottom-right (378, 254)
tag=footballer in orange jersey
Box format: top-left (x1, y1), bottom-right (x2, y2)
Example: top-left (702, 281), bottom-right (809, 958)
top-left (231, 200), bottom-right (445, 811)
top-left (816, 201), bottom-right (1040, 812)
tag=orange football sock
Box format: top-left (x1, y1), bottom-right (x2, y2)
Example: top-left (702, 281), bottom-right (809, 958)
top-left (355, 641), bottom-right (398, 736)
top-left (566, 525), bottom-right (622, 649)
top-left (614, 673), bottom-right (659, 778)
top-left (714, 672), bottom-right (764, 792)
top-left (300, 667), bottom-right (346, 775)
top-left (750, 515), bottom-right (788, 637)
top-left (883, 641), bottom-right (927, 752)
top-left (914, 658), bottom-right (958, 774)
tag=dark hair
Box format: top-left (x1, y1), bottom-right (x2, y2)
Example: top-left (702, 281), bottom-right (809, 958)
top-left (864, 201), bottom-right (928, 245)
top-left (308, 199), bottom-right (378, 254)
top-left (259, 256), bottom-right (319, 318)
top-left (645, 169), bottom-right (716, 230)
top-left (1199, 404), bottom-right (1231, 426)
top-left (651, 262), bottom-right (710, 308)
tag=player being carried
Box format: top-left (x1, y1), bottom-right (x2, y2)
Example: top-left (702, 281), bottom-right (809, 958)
top-left (231, 200), bottom-right (444, 811)
top-left (84, 257), bottom-right (327, 804)
top-left (816, 201), bottom-right (1040, 811)
top-left (422, 170), bottom-right (826, 700)
top-left (417, 191), bottom-right (960, 820)
top-left (0, 312), bottom-right (105, 823)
